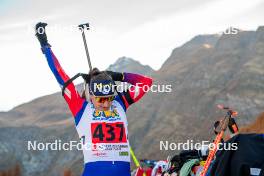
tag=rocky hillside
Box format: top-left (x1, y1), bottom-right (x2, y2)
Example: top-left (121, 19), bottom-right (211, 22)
top-left (128, 26), bottom-right (264, 158)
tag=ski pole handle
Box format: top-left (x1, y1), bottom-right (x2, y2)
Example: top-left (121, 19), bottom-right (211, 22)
top-left (78, 23), bottom-right (90, 31)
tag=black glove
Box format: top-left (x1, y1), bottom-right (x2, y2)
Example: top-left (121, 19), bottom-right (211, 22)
top-left (106, 71), bottom-right (124, 81)
top-left (35, 22), bottom-right (50, 47)
top-left (82, 73), bottom-right (91, 83)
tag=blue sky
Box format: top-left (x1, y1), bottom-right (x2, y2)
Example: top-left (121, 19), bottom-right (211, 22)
top-left (0, 0), bottom-right (264, 111)
top-left (0, 0), bottom-right (10, 11)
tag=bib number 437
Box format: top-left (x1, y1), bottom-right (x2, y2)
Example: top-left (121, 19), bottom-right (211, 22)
top-left (91, 122), bottom-right (127, 143)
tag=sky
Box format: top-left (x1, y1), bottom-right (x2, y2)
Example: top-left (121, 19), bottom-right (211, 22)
top-left (0, 0), bottom-right (264, 111)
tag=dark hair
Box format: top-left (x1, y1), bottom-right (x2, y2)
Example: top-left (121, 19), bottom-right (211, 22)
top-left (89, 68), bottom-right (112, 82)
top-left (81, 68), bottom-right (112, 99)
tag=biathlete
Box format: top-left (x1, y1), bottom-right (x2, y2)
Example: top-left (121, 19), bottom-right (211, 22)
top-left (35, 22), bottom-right (153, 176)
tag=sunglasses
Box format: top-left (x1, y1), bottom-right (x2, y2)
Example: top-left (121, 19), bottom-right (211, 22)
top-left (95, 96), bottom-right (115, 103)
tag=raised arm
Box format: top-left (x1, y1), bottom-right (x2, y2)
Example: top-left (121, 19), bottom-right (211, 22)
top-left (107, 71), bottom-right (153, 110)
top-left (35, 22), bottom-right (86, 125)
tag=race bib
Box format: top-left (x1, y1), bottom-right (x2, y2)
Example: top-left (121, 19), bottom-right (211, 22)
top-left (91, 122), bottom-right (127, 143)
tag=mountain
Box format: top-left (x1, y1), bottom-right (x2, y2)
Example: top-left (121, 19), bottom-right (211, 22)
top-left (107, 56), bottom-right (154, 76)
top-left (128, 26), bottom-right (264, 158)
top-left (1, 26), bottom-right (264, 175)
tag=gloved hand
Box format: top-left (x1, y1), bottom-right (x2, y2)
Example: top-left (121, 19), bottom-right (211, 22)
top-left (35, 22), bottom-right (50, 47)
top-left (106, 71), bottom-right (124, 81)
top-left (82, 73), bottom-right (91, 83)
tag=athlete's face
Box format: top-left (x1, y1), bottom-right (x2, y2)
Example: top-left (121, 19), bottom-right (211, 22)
top-left (90, 95), bottom-right (113, 111)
